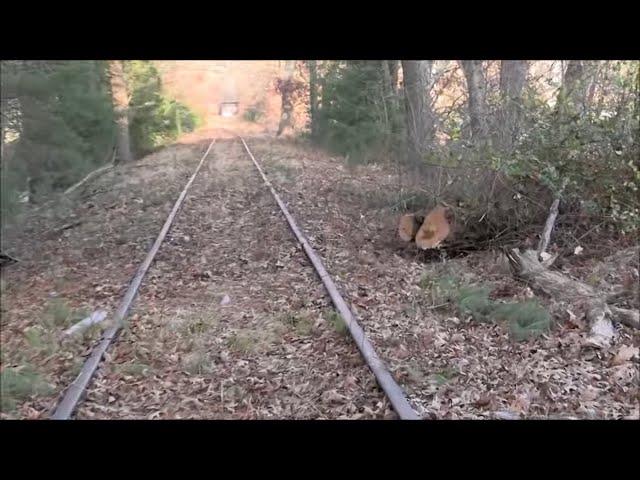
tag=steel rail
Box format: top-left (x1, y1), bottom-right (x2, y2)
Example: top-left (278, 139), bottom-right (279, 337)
top-left (237, 135), bottom-right (420, 420)
top-left (50, 139), bottom-right (216, 420)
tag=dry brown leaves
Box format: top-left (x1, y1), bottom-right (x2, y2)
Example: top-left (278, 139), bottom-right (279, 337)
top-left (3, 134), bottom-right (638, 420)
top-left (71, 139), bottom-right (390, 419)
top-left (249, 138), bottom-right (640, 420)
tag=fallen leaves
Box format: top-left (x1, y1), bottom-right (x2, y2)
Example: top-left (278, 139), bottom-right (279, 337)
top-left (68, 140), bottom-right (390, 419)
top-left (250, 139), bottom-right (639, 420)
top-left (3, 136), bottom-right (637, 420)
top-left (611, 345), bottom-right (639, 366)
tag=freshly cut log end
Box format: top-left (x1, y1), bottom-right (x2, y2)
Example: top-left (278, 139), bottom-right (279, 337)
top-left (398, 214), bottom-right (424, 242)
top-left (415, 205), bottom-right (451, 250)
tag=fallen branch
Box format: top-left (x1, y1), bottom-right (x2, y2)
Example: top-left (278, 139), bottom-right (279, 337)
top-left (506, 198), bottom-right (637, 348)
top-left (507, 248), bottom-right (637, 346)
top-left (64, 163), bottom-right (114, 196)
top-left (61, 310), bottom-right (108, 338)
top-left (0, 252), bottom-right (20, 267)
top-left (610, 306), bottom-right (640, 329)
top-left (52, 220), bottom-right (82, 235)
top-left (537, 198), bottom-right (559, 260)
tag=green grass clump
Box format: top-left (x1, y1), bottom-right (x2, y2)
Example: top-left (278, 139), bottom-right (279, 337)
top-left (494, 301), bottom-right (552, 341)
top-left (0, 366), bottom-right (53, 413)
top-left (420, 273), bottom-right (552, 342)
top-left (227, 331), bottom-right (257, 354)
top-left (280, 312), bottom-right (313, 336)
top-left (419, 274), bottom-right (460, 305)
top-left (325, 311), bottom-right (348, 336)
top-left (456, 287), bottom-right (494, 323)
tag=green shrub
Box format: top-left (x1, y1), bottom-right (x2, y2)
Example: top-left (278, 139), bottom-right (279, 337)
top-left (124, 61), bottom-right (200, 156)
top-left (494, 301), bottom-right (552, 341)
top-left (0, 366), bottom-right (53, 413)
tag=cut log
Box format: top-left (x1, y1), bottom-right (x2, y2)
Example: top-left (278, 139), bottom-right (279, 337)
top-left (398, 213), bottom-right (424, 242)
top-left (415, 205), bottom-right (452, 250)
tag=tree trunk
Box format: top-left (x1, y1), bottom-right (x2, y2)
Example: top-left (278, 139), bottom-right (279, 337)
top-left (308, 60), bottom-right (319, 138)
top-left (401, 60), bottom-right (434, 164)
top-left (388, 60), bottom-right (399, 94)
top-left (381, 61), bottom-right (393, 98)
top-left (0, 105), bottom-right (5, 164)
top-left (16, 95), bottom-right (42, 203)
top-left (635, 62), bottom-right (640, 150)
top-left (109, 60), bottom-right (133, 164)
top-left (498, 60), bottom-right (528, 150)
top-left (460, 60), bottom-right (489, 143)
top-left (276, 61), bottom-right (296, 137)
top-left (556, 60), bottom-right (594, 120)
top-left (381, 61), bottom-right (401, 134)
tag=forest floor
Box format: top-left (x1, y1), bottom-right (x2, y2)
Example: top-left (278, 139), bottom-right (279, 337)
top-left (1, 122), bottom-right (638, 419)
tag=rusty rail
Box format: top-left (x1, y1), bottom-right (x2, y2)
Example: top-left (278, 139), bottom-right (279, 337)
top-left (237, 135), bottom-right (420, 420)
top-left (50, 139), bottom-right (216, 420)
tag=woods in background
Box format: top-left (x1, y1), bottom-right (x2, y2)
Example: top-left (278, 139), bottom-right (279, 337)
top-left (1, 60), bottom-right (198, 218)
top-left (2, 59), bottom-right (638, 243)
top-left (296, 60), bottom-right (639, 240)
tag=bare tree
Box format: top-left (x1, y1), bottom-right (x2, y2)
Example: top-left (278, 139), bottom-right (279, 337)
top-left (499, 60), bottom-right (529, 149)
top-left (402, 60), bottom-right (434, 164)
top-left (460, 60), bottom-right (488, 142)
top-left (109, 60), bottom-right (133, 164)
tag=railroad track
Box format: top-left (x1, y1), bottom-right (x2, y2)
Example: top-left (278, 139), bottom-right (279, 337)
top-left (51, 133), bottom-right (420, 420)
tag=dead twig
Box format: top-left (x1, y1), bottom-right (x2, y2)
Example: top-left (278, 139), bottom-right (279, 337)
top-left (537, 198), bottom-right (559, 260)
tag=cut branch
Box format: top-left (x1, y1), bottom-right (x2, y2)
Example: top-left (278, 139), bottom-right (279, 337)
top-left (537, 198), bottom-right (559, 259)
top-left (64, 163), bottom-right (113, 196)
top-left (506, 248), bottom-right (638, 349)
top-left (61, 310), bottom-right (108, 338)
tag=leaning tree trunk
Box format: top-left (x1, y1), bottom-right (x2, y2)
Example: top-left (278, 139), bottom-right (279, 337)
top-left (401, 60), bottom-right (434, 165)
top-left (498, 60), bottom-right (528, 150)
top-left (460, 60), bottom-right (489, 143)
top-left (276, 61), bottom-right (296, 137)
top-left (109, 60), bottom-right (133, 164)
